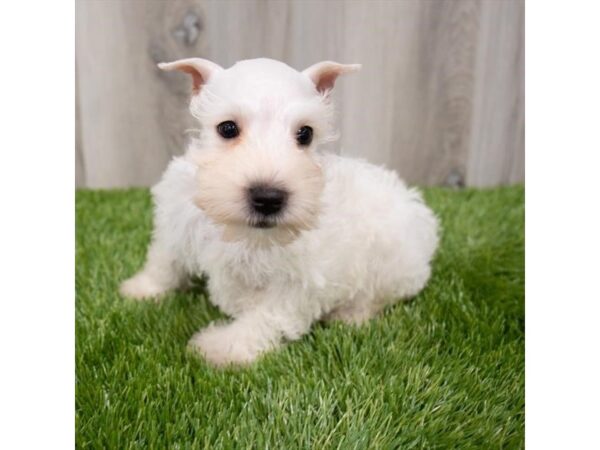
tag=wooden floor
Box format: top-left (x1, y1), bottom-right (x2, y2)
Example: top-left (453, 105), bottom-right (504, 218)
top-left (76, 0), bottom-right (524, 188)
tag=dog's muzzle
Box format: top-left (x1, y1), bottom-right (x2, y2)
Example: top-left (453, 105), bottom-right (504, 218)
top-left (247, 185), bottom-right (288, 227)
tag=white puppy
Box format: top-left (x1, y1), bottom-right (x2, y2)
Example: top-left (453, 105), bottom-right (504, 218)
top-left (120, 58), bottom-right (439, 366)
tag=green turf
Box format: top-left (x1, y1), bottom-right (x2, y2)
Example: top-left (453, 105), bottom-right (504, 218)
top-left (76, 186), bottom-right (524, 449)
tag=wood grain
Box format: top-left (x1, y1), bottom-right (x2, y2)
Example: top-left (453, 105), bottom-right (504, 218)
top-left (76, 0), bottom-right (202, 188)
top-left (75, 0), bottom-right (524, 188)
top-left (337, 0), bottom-right (481, 186)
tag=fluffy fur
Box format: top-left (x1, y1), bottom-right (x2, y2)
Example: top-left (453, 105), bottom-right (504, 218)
top-left (120, 58), bottom-right (439, 367)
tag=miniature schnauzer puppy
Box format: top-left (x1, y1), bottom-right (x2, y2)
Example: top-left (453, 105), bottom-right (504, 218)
top-left (120, 57), bottom-right (439, 367)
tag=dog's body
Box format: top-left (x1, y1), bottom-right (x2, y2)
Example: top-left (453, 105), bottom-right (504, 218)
top-left (121, 58), bottom-right (438, 366)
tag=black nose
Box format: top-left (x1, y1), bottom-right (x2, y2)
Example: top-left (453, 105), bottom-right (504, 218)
top-left (248, 186), bottom-right (288, 216)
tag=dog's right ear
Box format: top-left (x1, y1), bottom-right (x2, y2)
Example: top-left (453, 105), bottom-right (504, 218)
top-left (303, 61), bottom-right (361, 95)
top-left (158, 58), bottom-right (223, 95)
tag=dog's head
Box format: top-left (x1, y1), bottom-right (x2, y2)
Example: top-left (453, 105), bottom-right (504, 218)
top-left (159, 58), bottom-right (360, 245)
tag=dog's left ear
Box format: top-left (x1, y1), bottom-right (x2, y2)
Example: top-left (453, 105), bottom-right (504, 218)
top-left (303, 61), bottom-right (361, 94)
top-left (158, 58), bottom-right (223, 95)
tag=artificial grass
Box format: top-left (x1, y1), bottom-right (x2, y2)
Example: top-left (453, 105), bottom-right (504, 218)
top-left (76, 186), bottom-right (524, 449)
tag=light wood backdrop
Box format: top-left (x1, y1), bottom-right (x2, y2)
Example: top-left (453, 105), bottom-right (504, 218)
top-left (76, 0), bottom-right (524, 188)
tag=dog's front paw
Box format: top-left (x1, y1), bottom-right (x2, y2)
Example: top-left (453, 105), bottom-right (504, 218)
top-left (119, 272), bottom-right (168, 300)
top-left (188, 324), bottom-right (265, 367)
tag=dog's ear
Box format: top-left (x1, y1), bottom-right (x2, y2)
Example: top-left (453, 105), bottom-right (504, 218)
top-left (158, 58), bottom-right (223, 95)
top-left (302, 61), bottom-right (361, 94)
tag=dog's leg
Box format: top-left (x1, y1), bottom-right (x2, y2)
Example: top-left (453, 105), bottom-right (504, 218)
top-left (188, 290), bottom-right (314, 366)
top-left (119, 240), bottom-right (185, 300)
top-left (323, 301), bottom-right (379, 326)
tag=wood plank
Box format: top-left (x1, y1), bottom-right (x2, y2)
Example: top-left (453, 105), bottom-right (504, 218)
top-left (76, 0), bottom-right (203, 188)
top-left (75, 67), bottom-right (85, 188)
top-left (467, 0), bottom-right (525, 186)
top-left (339, 0), bottom-right (481, 186)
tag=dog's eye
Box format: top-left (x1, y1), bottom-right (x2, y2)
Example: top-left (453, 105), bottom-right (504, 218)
top-left (217, 121), bottom-right (240, 139)
top-left (296, 126), bottom-right (313, 146)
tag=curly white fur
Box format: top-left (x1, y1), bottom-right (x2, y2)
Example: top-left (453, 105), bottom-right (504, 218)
top-left (120, 58), bottom-right (439, 367)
